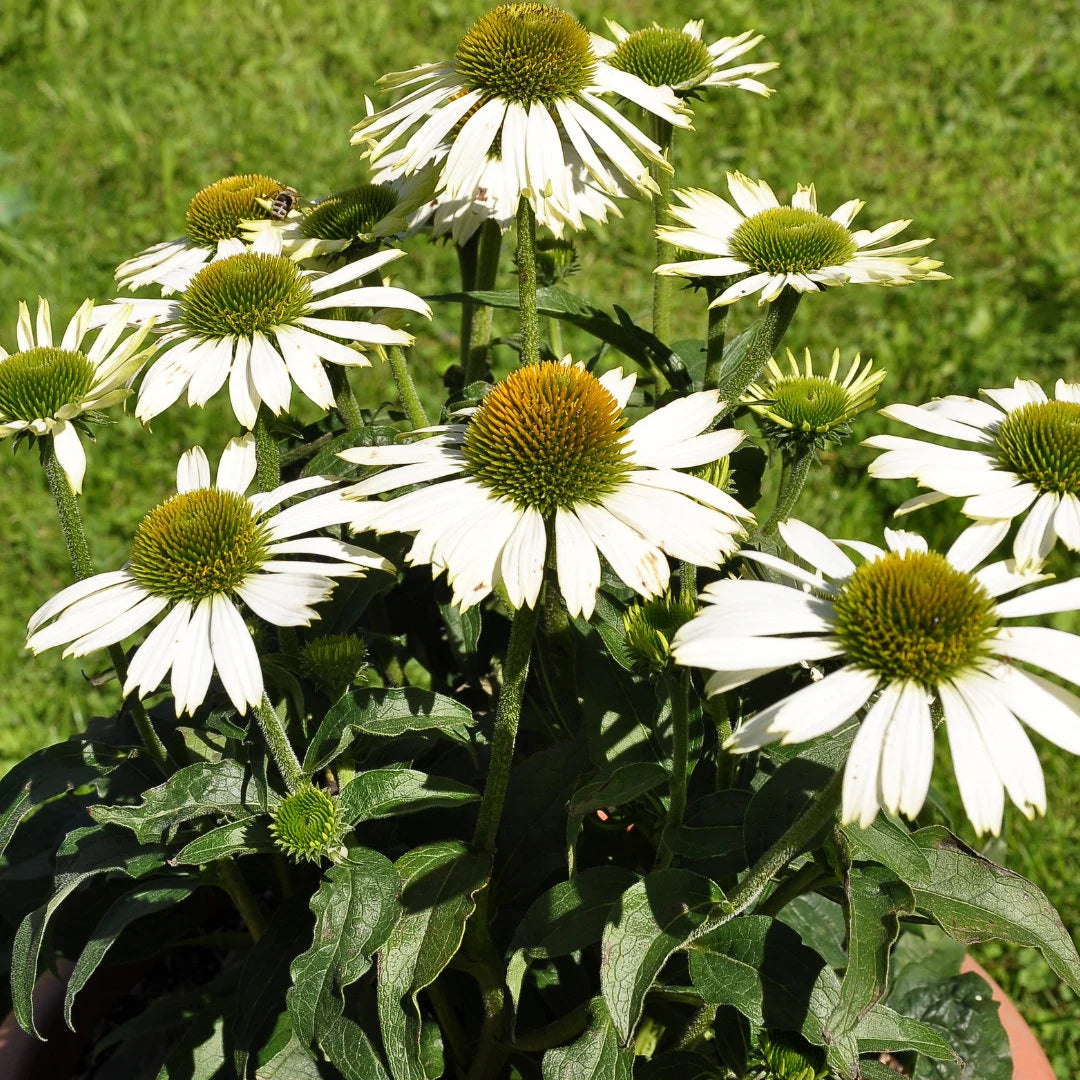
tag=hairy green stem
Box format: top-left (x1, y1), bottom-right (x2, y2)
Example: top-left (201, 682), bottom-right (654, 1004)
top-left (717, 288), bottom-right (801, 419)
top-left (650, 116), bottom-right (676, 346)
top-left (216, 858), bottom-right (267, 941)
top-left (252, 407), bottom-right (280, 493)
top-left (515, 196), bottom-right (540, 367)
top-left (254, 694), bottom-right (306, 793)
top-left (42, 440), bottom-right (171, 775)
top-left (387, 345), bottom-right (430, 430)
top-left (464, 220), bottom-right (503, 383)
top-left (754, 445), bottom-right (816, 540)
top-left (662, 670), bottom-right (691, 858)
top-left (675, 1002), bottom-right (718, 1052)
top-left (703, 285), bottom-right (732, 392)
top-left (328, 365), bottom-right (363, 431)
top-left (687, 768), bottom-right (843, 943)
top-left (755, 861), bottom-right (831, 918)
top-left (472, 601), bottom-right (541, 854)
top-left (457, 229), bottom-right (480, 374)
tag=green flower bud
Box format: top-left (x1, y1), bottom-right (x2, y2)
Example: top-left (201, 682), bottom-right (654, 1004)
top-left (270, 784), bottom-right (346, 864)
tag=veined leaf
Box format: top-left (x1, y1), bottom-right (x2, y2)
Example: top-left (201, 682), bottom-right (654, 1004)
top-left (854, 1002), bottom-right (959, 1062)
top-left (173, 816), bottom-right (275, 864)
top-left (338, 768), bottom-right (480, 826)
top-left (542, 998), bottom-right (633, 1080)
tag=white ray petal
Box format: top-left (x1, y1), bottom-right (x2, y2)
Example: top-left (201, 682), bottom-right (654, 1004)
top-left (64, 594), bottom-right (169, 658)
top-left (215, 435), bottom-right (257, 495)
top-left (991, 625), bottom-right (1080, 685)
top-left (51, 422), bottom-right (87, 494)
top-left (842, 684), bottom-right (902, 829)
top-left (573, 502), bottom-right (669, 599)
top-left (177, 445), bottom-right (211, 493)
top-left (993, 663), bottom-right (1080, 755)
top-left (778, 519), bottom-right (855, 579)
top-left (1013, 491), bottom-right (1060, 569)
top-left (209, 594), bottom-right (263, 713)
top-left (124, 600), bottom-right (192, 698)
top-left (171, 597), bottom-right (214, 715)
top-left (497, 505), bottom-right (546, 610)
top-left (878, 681), bottom-right (934, 818)
top-left (555, 508), bottom-right (601, 620)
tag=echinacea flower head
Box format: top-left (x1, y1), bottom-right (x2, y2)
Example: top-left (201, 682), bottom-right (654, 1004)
top-left (866, 377), bottom-right (1080, 572)
top-left (352, 4), bottom-right (690, 230)
top-left (26, 436), bottom-right (392, 716)
top-left (110, 230), bottom-right (431, 428)
top-left (623, 589), bottom-right (697, 672)
top-left (672, 519), bottom-right (1080, 836)
top-left (744, 347), bottom-right (885, 449)
top-left (342, 359), bottom-right (752, 616)
top-left (115, 174), bottom-right (295, 294)
top-left (271, 784), bottom-right (347, 863)
top-left (594, 21), bottom-right (777, 101)
top-left (0, 298), bottom-right (156, 492)
top-left (655, 174), bottom-right (947, 307)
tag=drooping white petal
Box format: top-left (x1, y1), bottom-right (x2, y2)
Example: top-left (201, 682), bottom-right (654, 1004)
top-left (993, 663), bottom-right (1080, 755)
top-left (941, 679), bottom-right (1004, 836)
top-left (496, 505), bottom-right (546, 610)
top-left (778, 519), bottom-right (856, 579)
top-left (124, 600), bottom-right (193, 698)
top-left (171, 597), bottom-right (215, 716)
top-left (945, 519), bottom-right (1011, 572)
top-left (51, 422), bottom-right (87, 494)
top-left (64, 594), bottom-right (169, 658)
top-left (235, 573), bottom-right (334, 626)
top-left (961, 483), bottom-right (1038, 520)
top-left (555, 508), bottom-right (602, 620)
top-left (27, 581), bottom-right (148, 654)
top-left (248, 331), bottom-right (292, 416)
top-left (688, 579), bottom-right (835, 636)
top-left (573, 502), bottom-right (669, 599)
top-left (27, 569), bottom-right (134, 635)
top-left (228, 336), bottom-right (260, 429)
top-left (842, 684), bottom-right (902, 829)
top-left (209, 594), bottom-right (263, 713)
top-left (878, 681), bottom-right (934, 818)
top-left (1012, 491), bottom-right (1060, 570)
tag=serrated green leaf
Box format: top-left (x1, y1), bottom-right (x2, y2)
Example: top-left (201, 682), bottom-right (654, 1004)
top-left (64, 877), bottom-right (196, 1029)
top-left (842, 814), bottom-right (931, 883)
top-left (288, 847), bottom-right (399, 1055)
top-left (377, 842), bottom-right (489, 1080)
top-left (600, 869), bottom-right (724, 1044)
top-left (90, 759), bottom-right (277, 844)
top-left (542, 998), bottom-right (633, 1080)
top-left (338, 768), bottom-right (480, 826)
top-left (902, 826), bottom-right (1080, 992)
top-left (855, 1002), bottom-right (959, 1061)
top-left (507, 867), bottom-right (638, 1009)
top-left (0, 739), bottom-right (127, 858)
top-left (12, 825), bottom-right (165, 1038)
top-left (826, 865), bottom-right (914, 1042)
top-left (173, 816), bottom-right (276, 864)
top-left (304, 688), bottom-right (475, 772)
top-left (687, 915), bottom-right (858, 1075)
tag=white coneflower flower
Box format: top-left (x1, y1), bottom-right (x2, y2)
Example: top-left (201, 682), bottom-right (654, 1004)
top-left (593, 21), bottom-right (777, 101)
top-left (865, 377), bottom-right (1080, 571)
top-left (351, 4), bottom-right (690, 227)
top-left (0, 298), bottom-right (156, 492)
top-left (341, 359), bottom-right (752, 616)
top-left (241, 176), bottom-right (433, 262)
top-left (115, 174), bottom-right (295, 294)
top-left (26, 436), bottom-right (391, 716)
top-left (743, 347), bottom-right (885, 448)
top-left (671, 519), bottom-right (1080, 836)
top-left (655, 174), bottom-right (947, 307)
top-left (107, 230), bottom-right (431, 428)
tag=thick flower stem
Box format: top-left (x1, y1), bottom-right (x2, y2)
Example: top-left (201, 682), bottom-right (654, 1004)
top-left (754, 445), bottom-right (816, 540)
top-left (650, 117), bottom-right (676, 346)
top-left (515, 196), bottom-right (541, 367)
top-left (703, 285), bottom-right (732, 392)
top-left (252, 407), bottom-right (280, 493)
top-left (464, 220), bottom-right (503, 384)
top-left (716, 288), bottom-right (801, 419)
top-left (254, 694), bottom-right (306, 793)
top-left (387, 345), bottom-right (430, 430)
top-left (472, 601), bottom-right (541, 855)
top-left (42, 440), bottom-right (171, 776)
top-left (328, 365), bottom-right (363, 431)
top-left (663, 669), bottom-right (691, 855)
top-left (687, 767), bottom-right (843, 944)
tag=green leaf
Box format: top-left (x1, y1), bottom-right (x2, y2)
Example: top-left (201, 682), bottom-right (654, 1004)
top-left (320, 1015), bottom-right (393, 1080)
top-left (156, 1013), bottom-right (226, 1079)
top-left (302, 425), bottom-right (399, 478)
top-left (854, 1003), bottom-right (959, 1062)
top-left (257, 1034), bottom-right (330, 1079)
top-left (507, 867), bottom-right (639, 1009)
top-left (661, 790), bottom-right (749, 860)
top-left (542, 998), bottom-right (633, 1080)
top-left (377, 842), bottom-right (489, 1080)
top-left (635, 1050), bottom-right (724, 1079)
top-left (687, 915), bottom-right (858, 1075)
top-left (826, 865), bottom-right (914, 1042)
top-left (338, 768), bottom-right (480, 826)
top-left (11, 825), bottom-right (165, 1038)
top-left (906, 826), bottom-right (1080, 992)
top-left (173, 816), bottom-right (276, 864)
top-left (288, 847), bottom-right (399, 1056)
top-left (90, 759), bottom-right (277, 843)
top-left (842, 814), bottom-right (931, 883)
top-left (744, 757), bottom-right (836, 862)
top-left (885, 929), bottom-right (966, 1006)
top-left (895, 972), bottom-right (1011, 1080)
top-left (0, 738), bottom-right (127, 858)
top-left (775, 893), bottom-right (847, 969)
top-left (431, 287), bottom-right (693, 392)
top-left (64, 877), bottom-right (196, 1029)
top-left (438, 600), bottom-right (481, 665)
top-left (600, 869), bottom-right (724, 1044)
top-left (566, 763), bottom-right (668, 866)
top-left (304, 688), bottom-right (475, 772)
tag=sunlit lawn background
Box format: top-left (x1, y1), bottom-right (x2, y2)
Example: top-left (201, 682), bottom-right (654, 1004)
top-left (1, 0), bottom-right (1079, 1071)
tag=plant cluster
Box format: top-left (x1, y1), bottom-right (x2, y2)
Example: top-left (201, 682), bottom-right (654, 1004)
top-left (2, 5), bottom-right (1079, 1079)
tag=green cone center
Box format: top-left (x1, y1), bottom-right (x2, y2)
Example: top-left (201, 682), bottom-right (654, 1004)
top-left (300, 184), bottom-right (400, 240)
top-left (832, 550), bottom-right (996, 687)
top-left (185, 174), bottom-right (288, 247)
top-left (456, 3), bottom-right (596, 105)
top-left (463, 362), bottom-right (631, 515)
top-left (179, 252), bottom-right (313, 339)
top-left (129, 488), bottom-right (270, 601)
top-left (0, 346), bottom-right (96, 421)
top-left (768, 376), bottom-right (852, 432)
top-left (729, 206), bottom-right (857, 275)
top-left (271, 785), bottom-right (343, 862)
top-left (609, 27), bottom-right (711, 88)
top-left (993, 400), bottom-right (1080, 494)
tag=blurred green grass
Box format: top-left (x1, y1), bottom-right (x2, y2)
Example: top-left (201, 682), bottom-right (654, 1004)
top-left (2, 0), bottom-right (1079, 1071)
